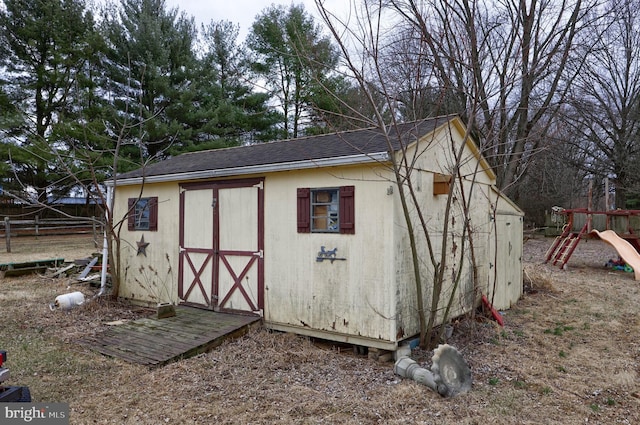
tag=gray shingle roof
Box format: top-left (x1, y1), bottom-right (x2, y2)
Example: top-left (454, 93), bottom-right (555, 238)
top-left (115, 116), bottom-right (453, 181)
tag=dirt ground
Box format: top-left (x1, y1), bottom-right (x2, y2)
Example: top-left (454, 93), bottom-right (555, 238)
top-left (1, 234), bottom-right (639, 424)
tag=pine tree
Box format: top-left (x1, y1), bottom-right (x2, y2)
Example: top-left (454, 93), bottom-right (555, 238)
top-left (0, 0), bottom-right (97, 201)
top-left (247, 4), bottom-right (340, 139)
top-left (101, 0), bottom-right (198, 160)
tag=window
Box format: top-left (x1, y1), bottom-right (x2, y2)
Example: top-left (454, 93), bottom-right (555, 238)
top-left (297, 186), bottom-right (354, 234)
top-left (127, 197), bottom-right (158, 231)
top-left (312, 189), bottom-right (339, 232)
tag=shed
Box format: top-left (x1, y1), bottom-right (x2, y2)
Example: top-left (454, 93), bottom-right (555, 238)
top-left (108, 115), bottom-right (523, 351)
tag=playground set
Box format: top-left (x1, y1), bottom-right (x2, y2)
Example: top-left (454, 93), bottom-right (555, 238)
top-left (545, 207), bottom-right (640, 279)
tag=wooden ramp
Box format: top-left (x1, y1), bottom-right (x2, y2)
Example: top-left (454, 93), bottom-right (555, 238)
top-left (80, 306), bottom-right (261, 366)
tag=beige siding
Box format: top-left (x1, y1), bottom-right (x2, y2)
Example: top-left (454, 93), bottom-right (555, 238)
top-left (485, 188), bottom-right (524, 310)
top-left (263, 165), bottom-right (398, 343)
top-left (392, 119), bottom-right (511, 337)
top-left (113, 182), bottom-right (181, 305)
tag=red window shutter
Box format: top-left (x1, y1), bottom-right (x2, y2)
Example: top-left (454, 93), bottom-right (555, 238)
top-left (339, 186), bottom-right (355, 234)
top-left (297, 188), bottom-right (310, 233)
top-left (149, 197), bottom-right (158, 231)
top-left (127, 198), bottom-right (136, 231)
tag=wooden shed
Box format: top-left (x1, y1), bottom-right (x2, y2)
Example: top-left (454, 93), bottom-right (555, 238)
top-left (108, 115), bottom-right (523, 351)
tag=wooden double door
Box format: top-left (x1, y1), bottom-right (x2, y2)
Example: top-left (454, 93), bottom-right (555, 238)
top-left (178, 179), bottom-right (264, 314)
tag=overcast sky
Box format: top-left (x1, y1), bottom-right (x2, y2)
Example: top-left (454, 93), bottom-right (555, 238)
top-left (166, 0), bottom-right (351, 40)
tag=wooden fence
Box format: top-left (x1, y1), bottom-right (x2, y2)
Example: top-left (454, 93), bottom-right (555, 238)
top-left (1, 216), bottom-right (104, 253)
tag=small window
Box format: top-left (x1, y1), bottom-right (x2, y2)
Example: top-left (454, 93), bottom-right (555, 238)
top-left (312, 189), bottom-right (339, 232)
top-left (128, 197), bottom-right (158, 231)
top-left (297, 186), bottom-right (354, 234)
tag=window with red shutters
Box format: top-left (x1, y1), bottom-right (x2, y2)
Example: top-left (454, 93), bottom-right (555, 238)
top-left (297, 186), bottom-right (354, 234)
top-left (127, 197), bottom-right (158, 231)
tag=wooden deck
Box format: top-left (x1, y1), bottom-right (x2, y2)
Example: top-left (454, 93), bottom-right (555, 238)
top-left (80, 306), bottom-right (261, 366)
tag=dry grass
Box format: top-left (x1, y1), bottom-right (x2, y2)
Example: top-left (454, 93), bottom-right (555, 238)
top-left (1, 234), bottom-right (640, 424)
top-left (0, 234), bottom-right (102, 264)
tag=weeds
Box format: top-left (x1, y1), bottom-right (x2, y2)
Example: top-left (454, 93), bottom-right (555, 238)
top-left (132, 253), bottom-right (174, 303)
top-left (544, 324), bottom-right (575, 336)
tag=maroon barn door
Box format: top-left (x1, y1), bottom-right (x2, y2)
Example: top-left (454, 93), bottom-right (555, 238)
top-left (178, 179), bottom-right (264, 314)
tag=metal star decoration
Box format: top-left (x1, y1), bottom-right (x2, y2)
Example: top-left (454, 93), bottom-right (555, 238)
top-left (136, 235), bottom-right (150, 256)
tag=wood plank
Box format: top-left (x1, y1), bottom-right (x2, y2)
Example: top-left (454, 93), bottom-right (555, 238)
top-left (123, 320), bottom-right (220, 344)
top-left (99, 324), bottom-right (206, 351)
top-left (96, 330), bottom-right (195, 354)
top-left (78, 257), bottom-right (98, 279)
top-left (0, 258), bottom-right (65, 269)
top-left (0, 258), bottom-right (66, 278)
top-left (86, 344), bottom-right (160, 365)
top-left (133, 308), bottom-right (256, 336)
top-left (79, 307), bottom-right (261, 366)
top-left (2, 266), bottom-right (48, 277)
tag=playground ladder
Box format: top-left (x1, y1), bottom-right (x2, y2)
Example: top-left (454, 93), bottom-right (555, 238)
top-left (545, 223), bottom-right (588, 269)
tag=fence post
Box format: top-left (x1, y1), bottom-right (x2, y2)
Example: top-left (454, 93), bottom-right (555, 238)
top-left (35, 215), bottom-right (39, 239)
top-left (4, 217), bottom-right (10, 253)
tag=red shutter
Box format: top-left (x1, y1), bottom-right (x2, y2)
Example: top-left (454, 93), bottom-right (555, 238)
top-left (297, 188), bottom-right (310, 233)
top-left (339, 186), bottom-right (355, 234)
top-left (127, 198), bottom-right (136, 231)
top-left (149, 197), bottom-right (158, 231)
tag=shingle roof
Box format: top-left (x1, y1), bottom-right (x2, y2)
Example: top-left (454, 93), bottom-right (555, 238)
top-left (115, 116), bottom-right (454, 181)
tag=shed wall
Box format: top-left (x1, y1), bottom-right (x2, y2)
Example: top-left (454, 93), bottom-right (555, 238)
top-left (485, 189), bottom-right (524, 310)
top-left (391, 120), bottom-right (519, 339)
top-left (113, 182), bottom-right (181, 304)
top-left (262, 165), bottom-right (398, 344)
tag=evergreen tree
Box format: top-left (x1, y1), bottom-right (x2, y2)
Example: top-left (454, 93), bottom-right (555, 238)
top-left (101, 0), bottom-right (198, 160)
top-left (0, 0), bottom-right (97, 201)
top-left (188, 19), bottom-right (280, 149)
top-left (247, 4), bottom-right (340, 138)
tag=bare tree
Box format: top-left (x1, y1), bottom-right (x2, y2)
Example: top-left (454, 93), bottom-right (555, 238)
top-left (562, 0), bottom-right (640, 208)
top-left (386, 0), bottom-right (602, 200)
top-left (516, 116), bottom-right (594, 223)
top-left (315, 0), bottom-right (492, 348)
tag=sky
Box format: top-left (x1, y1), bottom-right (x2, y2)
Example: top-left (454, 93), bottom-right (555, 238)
top-left (166, 0), bottom-right (351, 40)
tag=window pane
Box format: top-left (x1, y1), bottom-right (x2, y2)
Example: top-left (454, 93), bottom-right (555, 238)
top-left (311, 189), bottom-right (339, 232)
top-left (135, 198), bottom-right (150, 230)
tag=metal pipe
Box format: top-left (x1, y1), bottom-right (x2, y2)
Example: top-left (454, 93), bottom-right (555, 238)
top-left (394, 357), bottom-right (444, 395)
top-left (394, 344), bottom-right (472, 397)
top-left (97, 185), bottom-right (113, 297)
